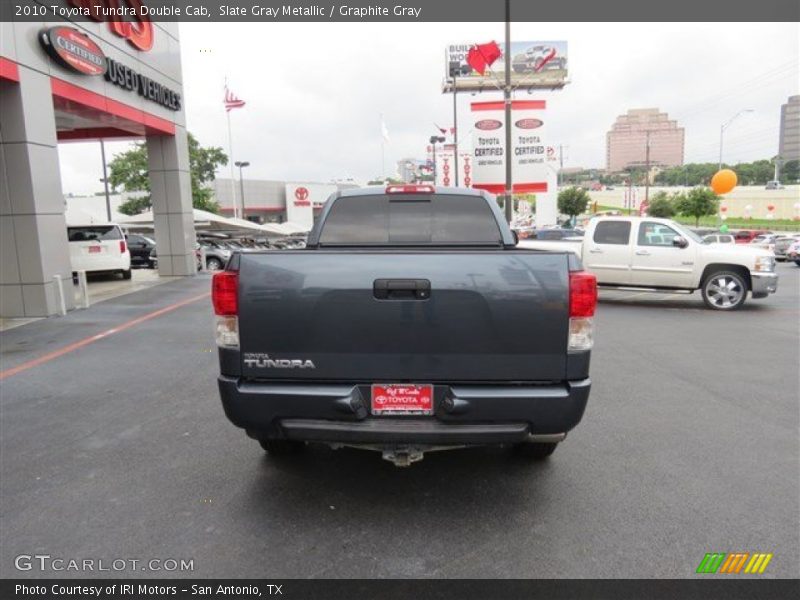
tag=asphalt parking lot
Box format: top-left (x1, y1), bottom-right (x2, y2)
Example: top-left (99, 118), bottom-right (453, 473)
top-left (1, 263), bottom-right (798, 579)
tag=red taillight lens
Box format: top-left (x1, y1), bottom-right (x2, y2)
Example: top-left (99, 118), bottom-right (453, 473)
top-left (212, 271), bottom-right (238, 316)
top-left (120, 240), bottom-right (127, 253)
top-left (569, 271), bottom-right (597, 317)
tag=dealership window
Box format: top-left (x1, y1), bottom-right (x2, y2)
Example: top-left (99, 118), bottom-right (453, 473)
top-left (592, 221), bottom-right (631, 245)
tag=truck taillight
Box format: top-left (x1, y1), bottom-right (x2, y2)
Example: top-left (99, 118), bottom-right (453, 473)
top-left (385, 184), bottom-right (435, 194)
top-left (569, 271), bottom-right (597, 317)
top-left (120, 240), bottom-right (126, 254)
top-left (568, 271), bottom-right (597, 352)
top-left (212, 271), bottom-right (239, 348)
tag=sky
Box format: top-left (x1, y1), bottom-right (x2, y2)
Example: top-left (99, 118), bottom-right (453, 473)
top-left (58, 21), bottom-right (799, 194)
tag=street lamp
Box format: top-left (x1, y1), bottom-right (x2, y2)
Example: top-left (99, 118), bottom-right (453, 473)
top-left (429, 135), bottom-right (445, 183)
top-left (234, 161), bottom-right (250, 219)
top-left (99, 139), bottom-right (111, 222)
top-left (448, 61), bottom-right (471, 187)
top-left (719, 109), bottom-right (754, 170)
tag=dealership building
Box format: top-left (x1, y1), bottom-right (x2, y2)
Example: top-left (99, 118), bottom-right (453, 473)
top-left (1, 9), bottom-right (195, 318)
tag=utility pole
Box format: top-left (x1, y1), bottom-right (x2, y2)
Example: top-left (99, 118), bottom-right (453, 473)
top-left (235, 161), bottom-right (250, 219)
top-left (503, 0), bottom-right (513, 224)
top-left (99, 139), bottom-right (111, 222)
top-left (558, 144), bottom-right (566, 188)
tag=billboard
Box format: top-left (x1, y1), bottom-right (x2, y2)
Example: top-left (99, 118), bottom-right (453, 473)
top-left (444, 41), bottom-right (568, 92)
top-left (284, 183), bottom-right (337, 228)
top-left (470, 100), bottom-right (549, 195)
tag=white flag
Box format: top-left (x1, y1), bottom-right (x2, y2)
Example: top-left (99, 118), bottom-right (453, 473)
top-left (381, 117), bottom-right (390, 143)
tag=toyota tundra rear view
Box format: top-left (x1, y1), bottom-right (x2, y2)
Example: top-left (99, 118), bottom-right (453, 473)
top-left (213, 185), bottom-right (597, 466)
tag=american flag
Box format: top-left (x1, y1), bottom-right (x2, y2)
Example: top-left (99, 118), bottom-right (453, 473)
top-left (224, 86), bottom-right (245, 112)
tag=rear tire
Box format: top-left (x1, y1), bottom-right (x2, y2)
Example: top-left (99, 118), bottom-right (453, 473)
top-left (701, 270), bottom-right (747, 310)
top-left (513, 441), bottom-right (558, 460)
top-left (258, 439), bottom-right (305, 456)
top-left (121, 269), bottom-right (132, 280)
top-left (795, 260), bottom-right (800, 267)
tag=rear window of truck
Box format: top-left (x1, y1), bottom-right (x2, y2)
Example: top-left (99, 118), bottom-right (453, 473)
top-left (318, 194), bottom-right (503, 245)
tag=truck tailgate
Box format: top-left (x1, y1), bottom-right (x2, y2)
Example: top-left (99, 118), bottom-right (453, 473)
top-left (237, 250), bottom-right (570, 382)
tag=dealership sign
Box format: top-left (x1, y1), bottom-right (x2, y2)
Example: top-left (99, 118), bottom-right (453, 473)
top-left (470, 100), bottom-right (548, 194)
top-left (39, 26), bottom-right (181, 111)
top-left (285, 183), bottom-right (337, 228)
top-left (39, 27), bottom-right (107, 76)
top-left (445, 41), bottom-right (568, 92)
top-left (432, 145), bottom-right (473, 188)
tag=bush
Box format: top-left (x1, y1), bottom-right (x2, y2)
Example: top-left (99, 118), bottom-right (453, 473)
top-left (674, 187), bottom-right (720, 226)
top-left (557, 186), bottom-right (590, 218)
top-left (646, 191), bottom-right (675, 218)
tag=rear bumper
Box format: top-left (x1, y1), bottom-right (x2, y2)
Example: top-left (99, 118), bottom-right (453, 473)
top-left (218, 377), bottom-right (591, 445)
top-left (751, 272), bottom-right (778, 298)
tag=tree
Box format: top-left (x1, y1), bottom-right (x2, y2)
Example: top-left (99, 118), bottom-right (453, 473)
top-left (780, 159), bottom-right (799, 184)
top-left (646, 191), bottom-right (675, 218)
top-left (110, 133), bottom-right (228, 215)
top-left (557, 186), bottom-right (590, 219)
top-left (674, 187), bottom-right (719, 226)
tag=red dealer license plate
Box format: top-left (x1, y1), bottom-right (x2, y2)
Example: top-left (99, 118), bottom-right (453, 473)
top-left (371, 384), bottom-right (434, 415)
top-left (88, 246), bottom-right (101, 253)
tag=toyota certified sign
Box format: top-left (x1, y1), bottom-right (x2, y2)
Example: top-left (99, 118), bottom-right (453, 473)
top-left (515, 118), bottom-right (544, 129)
top-left (475, 119), bottom-right (503, 131)
top-left (39, 27), bottom-right (107, 76)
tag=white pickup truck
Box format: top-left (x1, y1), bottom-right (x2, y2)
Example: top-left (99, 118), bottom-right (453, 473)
top-left (520, 216), bottom-right (778, 310)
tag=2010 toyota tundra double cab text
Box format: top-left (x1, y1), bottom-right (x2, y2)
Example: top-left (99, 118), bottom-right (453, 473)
top-left (213, 185), bottom-right (597, 466)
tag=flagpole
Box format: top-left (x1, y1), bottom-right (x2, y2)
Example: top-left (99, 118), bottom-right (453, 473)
top-left (226, 109), bottom-right (238, 219)
top-left (380, 113), bottom-right (385, 180)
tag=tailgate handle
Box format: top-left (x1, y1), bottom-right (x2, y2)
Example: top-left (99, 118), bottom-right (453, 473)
top-left (373, 279), bottom-right (430, 300)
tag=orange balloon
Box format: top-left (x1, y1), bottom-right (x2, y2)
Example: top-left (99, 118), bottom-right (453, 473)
top-left (711, 169), bottom-right (737, 195)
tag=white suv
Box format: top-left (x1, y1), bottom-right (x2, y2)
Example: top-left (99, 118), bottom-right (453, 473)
top-left (67, 224), bottom-right (132, 279)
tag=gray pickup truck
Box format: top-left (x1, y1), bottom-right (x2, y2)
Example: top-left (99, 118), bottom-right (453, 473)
top-left (213, 185), bottom-right (597, 466)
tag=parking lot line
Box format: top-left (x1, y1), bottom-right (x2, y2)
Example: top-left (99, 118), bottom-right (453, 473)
top-left (0, 291), bottom-right (210, 381)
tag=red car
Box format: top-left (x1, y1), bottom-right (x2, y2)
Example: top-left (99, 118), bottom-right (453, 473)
top-left (734, 229), bottom-right (772, 244)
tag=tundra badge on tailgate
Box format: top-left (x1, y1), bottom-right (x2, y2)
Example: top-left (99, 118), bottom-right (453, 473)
top-left (243, 353), bottom-right (316, 369)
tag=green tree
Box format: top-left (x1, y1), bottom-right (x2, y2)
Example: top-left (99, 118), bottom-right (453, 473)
top-left (557, 186), bottom-right (590, 219)
top-left (780, 159), bottom-right (799, 184)
top-left (646, 191), bottom-right (675, 218)
top-left (674, 187), bottom-right (719, 226)
top-left (111, 133), bottom-right (228, 215)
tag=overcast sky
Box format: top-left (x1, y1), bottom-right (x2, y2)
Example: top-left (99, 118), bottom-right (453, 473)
top-left (58, 21), bottom-right (799, 194)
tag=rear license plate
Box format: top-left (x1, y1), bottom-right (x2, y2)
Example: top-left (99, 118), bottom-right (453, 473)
top-left (88, 246), bottom-right (101, 253)
top-left (371, 384), bottom-right (433, 415)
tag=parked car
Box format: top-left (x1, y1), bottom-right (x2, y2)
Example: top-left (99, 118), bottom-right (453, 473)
top-left (67, 224), bottom-right (131, 279)
top-left (734, 229), bottom-right (772, 244)
top-left (125, 233), bottom-right (156, 268)
top-left (786, 240), bottom-right (800, 266)
top-left (151, 242), bottom-right (231, 271)
top-left (750, 234), bottom-right (779, 253)
top-left (521, 216), bottom-right (778, 310)
top-left (703, 234), bottom-right (735, 244)
top-left (774, 235), bottom-right (800, 261)
top-left (765, 180), bottom-right (784, 190)
top-left (214, 184), bottom-right (596, 466)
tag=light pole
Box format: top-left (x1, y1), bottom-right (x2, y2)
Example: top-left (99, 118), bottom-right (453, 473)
top-left (449, 62), bottom-right (471, 187)
top-left (99, 140), bottom-right (111, 222)
top-left (719, 109), bottom-right (753, 170)
top-left (429, 136), bottom-right (445, 184)
top-left (234, 161), bottom-right (250, 219)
